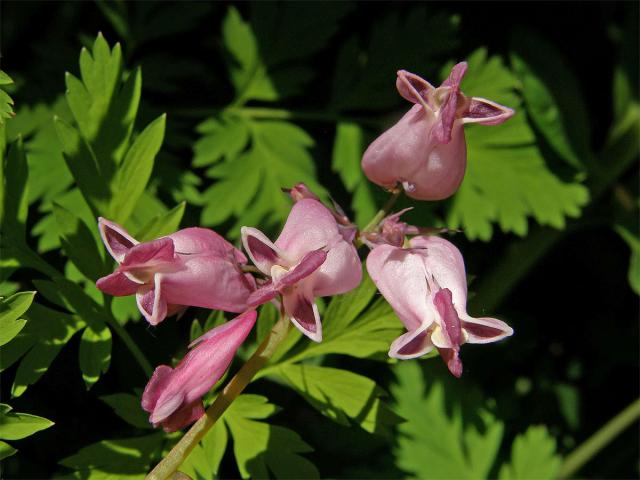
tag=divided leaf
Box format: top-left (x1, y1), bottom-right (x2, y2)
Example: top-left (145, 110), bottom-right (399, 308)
top-left (223, 394), bottom-right (319, 479)
top-left (392, 362), bottom-right (504, 479)
top-left (498, 426), bottom-right (562, 480)
top-left (0, 404), bottom-right (53, 440)
top-left (447, 49), bottom-right (590, 240)
top-left (271, 364), bottom-right (401, 437)
top-left (0, 291), bottom-right (35, 346)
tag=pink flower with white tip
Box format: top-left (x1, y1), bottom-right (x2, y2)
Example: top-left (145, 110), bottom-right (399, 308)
top-left (366, 235), bottom-right (513, 377)
top-left (361, 62), bottom-right (515, 201)
top-left (96, 218), bottom-right (255, 325)
top-left (142, 310), bottom-right (256, 432)
top-left (241, 198), bottom-right (362, 342)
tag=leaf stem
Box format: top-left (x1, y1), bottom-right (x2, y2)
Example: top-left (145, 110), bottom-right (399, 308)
top-left (360, 187), bottom-right (403, 235)
top-left (558, 397), bottom-right (640, 479)
top-left (145, 312), bottom-right (291, 480)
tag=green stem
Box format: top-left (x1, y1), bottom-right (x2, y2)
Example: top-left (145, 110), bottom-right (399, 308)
top-left (105, 315), bottom-right (153, 377)
top-left (361, 188), bottom-right (403, 234)
top-left (558, 398), bottom-right (640, 479)
top-left (145, 313), bottom-right (291, 480)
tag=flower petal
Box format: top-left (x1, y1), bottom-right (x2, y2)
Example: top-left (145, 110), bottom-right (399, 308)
top-left (188, 310), bottom-right (258, 349)
top-left (276, 249), bottom-right (327, 288)
top-left (161, 256), bottom-right (254, 313)
top-left (120, 237), bottom-right (175, 270)
top-left (158, 401), bottom-right (205, 433)
top-left (275, 199), bottom-right (340, 257)
top-left (136, 274), bottom-right (168, 325)
top-left (311, 241), bottom-right (362, 297)
top-left (462, 97), bottom-right (515, 125)
top-left (462, 316), bottom-right (514, 344)
top-left (366, 244), bottom-right (432, 332)
top-left (283, 291), bottom-right (322, 342)
top-left (247, 283), bottom-right (279, 308)
top-left (170, 227), bottom-right (247, 262)
top-left (440, 61), bottom-right (468, 88)
top-left (241, 226), bottom-right (287, 274)
top-left (98, 217), bottom-right (138, 262)
top-left (396, 70), bottom-right (434, 111)
top-left (388, 326), bottom-right (434, 359)
top-left (96, 271), bottom-right (141, 296)
top-left (141, 364), bottom-right (174, 413)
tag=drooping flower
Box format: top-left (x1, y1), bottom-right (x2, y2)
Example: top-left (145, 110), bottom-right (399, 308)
top-left (142, 310), bottom-right (256, 432)
top-left (366, 235), bottom-right (513, 377)
top-left (96, 218), bottom-right (255, 325)
top-left (241, 198), bottom-right (362, 342)
top-left (361, 62), bottom-right (515, 201)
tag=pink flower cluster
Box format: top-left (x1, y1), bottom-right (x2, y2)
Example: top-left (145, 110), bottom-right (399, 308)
top-left (96, 62), bottom-right (514, 432)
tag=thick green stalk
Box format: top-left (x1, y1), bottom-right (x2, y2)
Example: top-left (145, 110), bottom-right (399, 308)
top-left (146, 313), bottom-right (291, 480)
top-left (558, 398), bottom-right (640, 479)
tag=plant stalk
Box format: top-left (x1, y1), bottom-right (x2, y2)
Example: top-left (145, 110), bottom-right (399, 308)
top-left (146, 313), bottom-right (291, 480)
top-left (558, 397), bottom-right (640, 479)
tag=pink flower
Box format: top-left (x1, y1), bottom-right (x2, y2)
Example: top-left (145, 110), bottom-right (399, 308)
top-left (142, 310), bottom-right (256, 432)
top-left (241, 198), bottom-right (362, 342)
top-left (361, 63), bottom-right (515, 201)
top-left (366, 235), bottom-right (513, 377)
top-left (96, 218), bottom-right (255, 325)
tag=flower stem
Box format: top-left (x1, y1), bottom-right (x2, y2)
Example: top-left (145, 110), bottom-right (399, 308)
top-left (360, 187), bottom-right (403, 236)
top-left (558, 397), bottom-right (640, 479)
top-left (145, 313), bottom-right (291, 480)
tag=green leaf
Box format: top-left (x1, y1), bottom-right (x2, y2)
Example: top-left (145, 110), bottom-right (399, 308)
top-left (281, 271), bottom-right (402, 363)
top-left (499, 426), bottom-right (562, 480)
top-left (510, 27), bottom-right (590, 169)
top-left (193, 115), bottom-right (250, 167)
top-left (79, 324), bottom-right (112, 389)
top-left (200, 119), bottom-right (326, 236)
top-left (615, 224), bottom-right (640, 295)
top-left (332, 122), bottom-right (378, 226)
top-left (54, 116), bottom-right (111, 216)
top-left (0, 404), bottom-right (54, 440)
top-left (223, 394), bottom-right (319, 479)
top-left (392, 361), bottom-right (504, 479)
top-left (179, 421), bottom-right (227, 479)
top-left (8, 303), bottom-right (85, 397)
top-left (100, 393), bottom-right (152, 430)
top-left (0, 440), bottom-right (17, 460)
top-left (59, 433), bottom-right (164, 478)
top-left (222, 7), bottom-right (276, 102)
top-left (272, 364), bottom-right (401, 436)
top-left (53, 203), bottom-right (107, 281)
top-left (0, 70), bottom-right (14, 124)
top-left (1, 137), bottom-right (29, 243)
top-left (0, 291), bottom-right (35, 346)
top-left (110, 114), bottom-right (166, 223)
top-left (135, 201), bottom-right (185, 242)
top-left (447, 49), bottom-right (590, 241)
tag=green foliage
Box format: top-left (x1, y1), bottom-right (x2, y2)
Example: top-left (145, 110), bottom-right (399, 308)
top-left (447, 49), bottom-right (590, 240)
top-left (615, 224), bottom-right (640, 295)
top-left (0, 70), bottom-right (14, 125)
top-left (273, 364), bottom-right (401, 436)
top-left (392, 362), bottom-right (504, 479)
top-left (179, 421), bottom-right (227, 480)
top-left (55, 33), bottom-right (165, 224)
top-left (59, 432), bottom-right (165, 479)
top-left (100, 393), bottom-right (152, 430)
top-left (222, 394), bottom-right (319, 479)
top-left (0, 291), bottom-right (34, 346)
top-left (499, 426), bottom-right (562, 480)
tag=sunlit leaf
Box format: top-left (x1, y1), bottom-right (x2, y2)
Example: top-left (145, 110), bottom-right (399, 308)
top-left (223, 394), bottom-right (319, 479)
top-left (447, 49), bottom-right (590, 240)
top-left (392, 362), bottom-right (504, 479)
top-left (79, 323), bottom-right (112, 389)
top-left (499, 426), bottom-right (562, 480)
top-left (0, 404), bottom-right (54, 440)
top-left (0, 291), bottom-right (34, 346)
